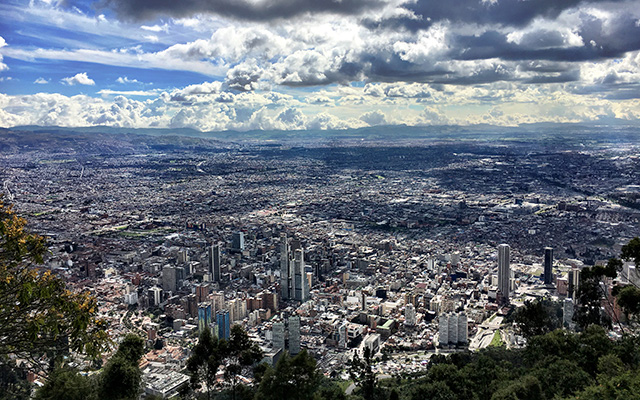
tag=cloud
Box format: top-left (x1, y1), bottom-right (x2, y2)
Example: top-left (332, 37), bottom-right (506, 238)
top-left (100, 0), bottom-right (389, 22)
top-left (61, 72), bottom-right (95, 85)
top-left (3, 46), bottom-right (225, 77)
top-left (0, 36), bottom-right (8, 72)
top-left (98, 89), bottom-right (158, 96)
top-left (360, 110), bottom-right (387, 126)
top-left (225, 60), bottom-right (263, 91)
top-left (141, 24), bottom-right (168, 32)
top-left (34, 77), bottom-right (49, 84)
top-left (116, 76), bottom-right (139, 84)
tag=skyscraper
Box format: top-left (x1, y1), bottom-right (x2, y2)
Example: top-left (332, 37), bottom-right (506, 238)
top-left (280, 233), bottom-right (291, 300)
top-left (162, 265), bottom-right (177, 293)
top-left (544, 247), bottom-right (554, 285)
top-left (439, 313), bottom-right (449, 347)
top-left (448, 313), bottom-right (458, 344)
top-left (208, 243), bottom-right (221, 283)
top-left (272, 321), bottom-right (285, 351)
top-left (232, 231), bottom-right (245, 251)
top-left (293, 248), bottom-right (309, 302)
top-left (457, 312), bottom-right (468, 345)
top-left (216, 310), bottom-right (230, 340)
top-left (498, 244), bottom-right (511, 303)
top-left (148, 287), bottom-right (163, 307)
top-left (288, 315), bottom-right (301, 355)
top-left (198, 303), bottom-right (212, 332)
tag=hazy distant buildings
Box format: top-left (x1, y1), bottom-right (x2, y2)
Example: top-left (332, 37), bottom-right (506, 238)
top-left (544, 247), bottom-right (554, 285)
top-left (498, 244), bottom-right (511, 303)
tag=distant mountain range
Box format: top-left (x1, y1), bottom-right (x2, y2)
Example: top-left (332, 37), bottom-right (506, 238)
top-left (7, 121), bottom-right (640, 144)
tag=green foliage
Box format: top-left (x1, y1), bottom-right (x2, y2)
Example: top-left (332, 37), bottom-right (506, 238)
top-left (616, 286), bottom-right (640, 322)
top-left (621, 237), bottom-right (640, 266)
top-left (490, 375), bottom-right (542, 400)
top-left (256, 350), bottom-right (323, 400)
top-left (408, 381), bottom-right (457, 400)
top-left (186, 325), bottom-right (263, 400)
top-left (348, 347), bottom-right (377, 400)
top-left (574, 266), bottom-right (612, 330)
top-left (34, 365), bottom-right (96, 400)
top-left (224, 324), bottom-right (263, 395)
top-left (378, 326), bottom-right (639, 400)
top-left (98, 334), bottom-right (144, 400)
top-left (489, 331), bottom-right (505, 347)
top-left (186, 328), bottom-right (222, 399)
top-left (0, 357), bottom-right (30, 400)
top-left (512, 299), bottom-right (562, 338)
top-left (0, 198), bottom-right (109, 366)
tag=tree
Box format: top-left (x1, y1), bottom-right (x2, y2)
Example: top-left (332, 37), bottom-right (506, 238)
top-left (186, 328), bottom-right (222, 400)
top-left (224, 325), bottom-right (263, 400)
top-left (99, 334), bottom-right (144, 400)
top-left (511, 299), bottom-right (562, 338)
top-left (348, 347), bottom-right (377, 400)
top-left (0, 198), bottom-right (108, 367)
top-left (621, 237), bottom-right (640, 267)
top-left (574, 265), bottom-right (613, 330)
top-left (490, 375), bottom-right (543, 400)
top-left (615, 285), bottom-right (640, 324)
top-left (34, 365), bottom-right (96, 400)
top-left (256, 350), bottom-right (323, 400)
top-left (186, 325), bottom-right (262, 400)
top-left (0, 357), bottom-right (30, 400)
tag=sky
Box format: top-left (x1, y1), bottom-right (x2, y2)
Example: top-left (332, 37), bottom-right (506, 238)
top-left (0, 0), bottom-right (640, 131)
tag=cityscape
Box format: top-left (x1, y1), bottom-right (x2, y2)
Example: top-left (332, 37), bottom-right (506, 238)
top-left (1, 125), bottom-right (639, 398)
top-left (2, 0), bottom-right (640, 398)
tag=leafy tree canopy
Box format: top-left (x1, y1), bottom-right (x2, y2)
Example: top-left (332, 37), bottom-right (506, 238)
top-left (0, 198), bottom-right (108, 366)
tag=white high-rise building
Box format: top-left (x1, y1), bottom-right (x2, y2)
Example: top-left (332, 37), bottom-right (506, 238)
top-left (439, 314), bottom-right (449, 347)
top-left (280, 233), bottom-right (291, 300)
top-left (293, 249), bottom-right (309, 302)
top-left (338, 321), bottom-right (348, 349)
top-left (458, 312), bottom-right (468, 344)
top-left (448, 313), bottom-right (458, 344)
top-left (498, 244), bottom-right (511, 303)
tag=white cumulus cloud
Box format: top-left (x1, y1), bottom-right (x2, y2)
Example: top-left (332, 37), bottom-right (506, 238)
top-left (61, 72), bottom-right (95, 86)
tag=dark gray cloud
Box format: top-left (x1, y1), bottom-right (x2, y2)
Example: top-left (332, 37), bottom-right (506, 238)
top-left (451, 13), bottom-right (640, 63)
top-left (98, 0), bottom-right (387, 22)
top-left (364, 0), bottom-right (626, 32)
